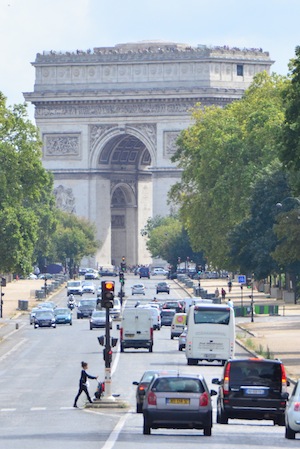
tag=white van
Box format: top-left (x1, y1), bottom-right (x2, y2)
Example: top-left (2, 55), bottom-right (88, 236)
top-left (171, 312), bottom-right (187, 339)
top-left (67, 280), bottom-right (83, 296)
top-left (119, 308), bottom-right (154, 352)
top-left (138, 305), bottom-right (161, 330)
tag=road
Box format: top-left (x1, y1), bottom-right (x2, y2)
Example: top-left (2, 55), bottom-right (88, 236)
top-left (0, 274), bottom-right (296, 448)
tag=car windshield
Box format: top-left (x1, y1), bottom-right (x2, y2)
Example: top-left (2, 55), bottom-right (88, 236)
top-left (55, 309), bottom-right (69, 314)
top-left (92, 311), bottom-right (105, 317)
top-left (153, 377), bottom-right (204, 393)
top-left (79, 300), bottom-right (96, 307)
top-left (36, 311), bottom-right (53, 318)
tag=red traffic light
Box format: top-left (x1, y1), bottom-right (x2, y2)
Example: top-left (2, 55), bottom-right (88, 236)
top-left (102, 281), bottom-right (114, 292)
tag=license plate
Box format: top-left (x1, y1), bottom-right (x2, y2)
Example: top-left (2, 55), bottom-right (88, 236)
top-left (204, 353), bottom-right (216, 358)
top-left (245, 388), bottom-right (265, 395)
top-left (167, 398), bottom-right (190, 405)
top-left (125, 334), bottom-right (134, 337)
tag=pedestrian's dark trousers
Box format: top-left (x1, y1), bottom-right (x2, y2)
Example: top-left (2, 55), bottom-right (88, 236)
top-left (74, 384), bottom-right (92, 405)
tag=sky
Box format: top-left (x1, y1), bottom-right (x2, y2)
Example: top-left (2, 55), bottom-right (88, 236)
top-left (1, 0), bottom-right (299, 122)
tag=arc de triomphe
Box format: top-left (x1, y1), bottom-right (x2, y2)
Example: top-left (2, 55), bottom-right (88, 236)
top-left (24, 41), bottom-right (272, 268)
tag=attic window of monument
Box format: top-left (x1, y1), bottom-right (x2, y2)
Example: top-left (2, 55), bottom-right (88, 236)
top-left (237, 64), bottom-right (244, 76)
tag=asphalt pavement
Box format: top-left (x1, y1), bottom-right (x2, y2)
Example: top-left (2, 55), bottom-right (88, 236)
top-left (1, 276), bottom-right (300, 383)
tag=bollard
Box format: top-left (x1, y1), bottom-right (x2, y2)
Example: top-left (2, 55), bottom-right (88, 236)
top-left (15, 323), bottom-right (19, 330)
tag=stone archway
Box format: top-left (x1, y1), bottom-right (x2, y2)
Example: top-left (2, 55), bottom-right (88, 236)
top-left (98, 132), bottom-right (153, 267)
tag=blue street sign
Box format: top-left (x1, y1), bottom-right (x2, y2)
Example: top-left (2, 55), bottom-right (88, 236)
top-left (238, 275), bottom-right (246, 284)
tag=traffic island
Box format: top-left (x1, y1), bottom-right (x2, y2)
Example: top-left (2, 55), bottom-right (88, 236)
top-left (85, 398), bottom-right (130, 409)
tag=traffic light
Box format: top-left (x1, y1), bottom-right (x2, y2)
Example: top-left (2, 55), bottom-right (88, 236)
top-left (120, 257), bottom-right (126, 272)
top-left (101, 280), bottom-right (115, 308)
top-left (119, 271), bottom-right (125, 285)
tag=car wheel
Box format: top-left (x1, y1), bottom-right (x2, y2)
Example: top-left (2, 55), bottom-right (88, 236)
top-left (70, 322), bottom-right (72, 325)
top-left (120, 344), bottom-right (124, 353)
top-left (217, 406), bottom-right (228, 424)
top-left (90, 325), bottom-right (93, 330)
top-left (285, 423), bottom-right (296, 439)
top-left (179, 346), bottom-right (183, 351)
top-left (187, 358), bottom-right (197, 366)
top-left (149, 345), bottom-right (153, 353)
top-left (136, 403), bottom-right (143, 414)
top-left (171, 335), bottom-right (174, 340)
top-left (143, 418), bottom-right (151, 435)
top-left (274, 415), bottom-right (285, 426)
top-left (203, 426), bottom-right (212, 436)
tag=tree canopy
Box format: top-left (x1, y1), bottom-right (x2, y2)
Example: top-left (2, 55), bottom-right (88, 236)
top-left (169, 72), bottom-right (288, 269)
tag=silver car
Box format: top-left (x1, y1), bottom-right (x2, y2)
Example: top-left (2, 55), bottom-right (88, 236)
top-left (142, 373), bottom-right (217, 435)
top-left (285, 379), bottom-right (300, 439)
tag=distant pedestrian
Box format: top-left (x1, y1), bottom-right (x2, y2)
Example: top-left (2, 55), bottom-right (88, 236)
top-left (227, 298), bottom-right (234, 308)
top-left (221, 288), bottom-right (226, 301)
top-left (73, 361), bottom-right (98, 408)
top-left (215, 287), bottom-right (220, 298)
top-left (228, 280), bottom-right (232, 293)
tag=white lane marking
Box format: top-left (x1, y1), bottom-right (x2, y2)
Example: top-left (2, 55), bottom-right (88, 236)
top-left (0, 408), bottom-right (16, 412)
top-left (101, 411), bottom-right (131, 449)
top-left (30, 407), bottom-right (46, 411)
top-left (0, 338), bottom-right (27, 362)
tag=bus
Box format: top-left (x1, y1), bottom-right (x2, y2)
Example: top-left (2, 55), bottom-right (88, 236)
top-left (185, 303), bottom-right (235, 366)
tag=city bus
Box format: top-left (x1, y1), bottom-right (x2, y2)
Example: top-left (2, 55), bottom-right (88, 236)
top-left (185, 303), bottom-right (235, 366)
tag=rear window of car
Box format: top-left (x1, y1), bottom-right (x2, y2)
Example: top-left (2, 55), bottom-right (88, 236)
top-left (161, 311), bottom-right (175, 317)
top-left (229, 361), bottom-right (282, 389)
top-left (153, 377), bottom-right (204, 393)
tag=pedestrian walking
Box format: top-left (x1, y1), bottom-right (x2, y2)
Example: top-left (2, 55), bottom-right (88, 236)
top-left (215, 287), bottom-right (220, 298)
top-left (228, 279), bottom-right (232, 293)
top-left (73, 361), bottom-right (98, 408)
top-left (221, 288), bottom-right (226, 301)
top-left (227, 298), bottom-right (234, 308)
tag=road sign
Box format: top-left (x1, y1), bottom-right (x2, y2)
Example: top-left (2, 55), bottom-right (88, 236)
top-left (238, 275), bottom-right (246, 284)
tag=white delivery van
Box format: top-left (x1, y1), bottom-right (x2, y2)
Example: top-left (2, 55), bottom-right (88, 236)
top-left (138, 305), bottom-right (161, 330)
top-left (119, 308), bottom-right (154, 352)
top-left (67, 280), bottom-right (83, 296)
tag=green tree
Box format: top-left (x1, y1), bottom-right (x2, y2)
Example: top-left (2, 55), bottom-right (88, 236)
top-left (0, 93), bottom-right (56, 274)
top-left (49, 210), bottom-right (100, 276)
top-left (169, 72), bottom-right (287, 268)
top-left (280, 46), bottom-right (300, 174)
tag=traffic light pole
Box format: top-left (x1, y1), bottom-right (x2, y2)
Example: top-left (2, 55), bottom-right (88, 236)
top-left (104, 305), bottom-right (114, 400)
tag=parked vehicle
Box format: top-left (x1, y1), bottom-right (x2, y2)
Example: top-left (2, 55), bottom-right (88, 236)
top-left (119, 307), bottom-right (153, 352)
top-left (54, 308), bottom-right (72, 325)
top-left (186, 303), bottom-right (235, 366)
top-left (34, 310), bottom-right (56, 328)
top-left (89, 310), bottom-right (112, 330)
top-left (142, 373), bottom-right (217, 435)
top-left (170, 312), bottom-right (187, 339)
top-left (212, 358), bottom-right (289, 425)
top-left (285, 378), bottom-right (300, 439)
top-left (133, 370), bottom-right (177, 413)
top-left (77, 298), bottom-right (97, 319)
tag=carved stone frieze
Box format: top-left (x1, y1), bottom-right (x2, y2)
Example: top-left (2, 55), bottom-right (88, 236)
top-left (164, 131), bottom-right (182, 156)
top-left (54, 184), bottom-right (76, 213)
top-left (35, 97), bottom-right (231, 119)
top-left (44, 133), bottom-right (81, 157)
top-left (90, 125), bottom-right (116, 150)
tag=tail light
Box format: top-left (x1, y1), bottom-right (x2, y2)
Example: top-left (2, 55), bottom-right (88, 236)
top-left (199, 391), bottom-right (209, 407)
top-left (148, 391), bottom-right (157, 405)
top-left (120, 328), bottom-right (123, 341)
top-left (281, 364), bottom-right (288, 393)
top-left (294, 402), bottom-right (300, 412)
top-left (150, 327), bottom-right (153, 340)
top-left (138, 383), bottom-right (147, 392)
top-left (223, 362), bottom-right (231, 394)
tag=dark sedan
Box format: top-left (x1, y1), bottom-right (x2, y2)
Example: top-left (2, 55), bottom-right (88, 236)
top-left (160, 309), bottom-right (176, 326)
top-left (34, 310), bottom-right (56, 328)
top-left (89, 310), bottom-right (112, 330)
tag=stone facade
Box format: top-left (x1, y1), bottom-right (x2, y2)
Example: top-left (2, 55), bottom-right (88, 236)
top-left (24, 41), bottom-right (273, 268)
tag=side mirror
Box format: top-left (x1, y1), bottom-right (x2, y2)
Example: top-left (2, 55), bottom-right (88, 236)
top-left (282, 392), bottom-right (289, 400)
top-left (132, 381), bottom-right (139, 385)
top-left (211, 378), bottom-right (221, 385)
top-left (210, 389), bottom-right (218, 396)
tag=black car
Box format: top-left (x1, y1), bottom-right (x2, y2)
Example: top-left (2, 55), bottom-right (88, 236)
top-left (162, 300), bottom-right (183, 313)
top-left (133, 370), bottom-right (177, 413)
top-left (160, 309), bottom-right (176, 326)
top-left (34, 310), bottom-right (56, 328)
top-left (142, 373), bottom-right (217, 435)
top-left (77, 299), bottom-right (97, 319)
top-left (212, 358), bottom-right (290, 425)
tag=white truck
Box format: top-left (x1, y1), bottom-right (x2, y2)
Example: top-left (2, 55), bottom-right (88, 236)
top-left (66, 280), bottom-right (83, 296)
top-left (119, 308), bottom-right (153, 352)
